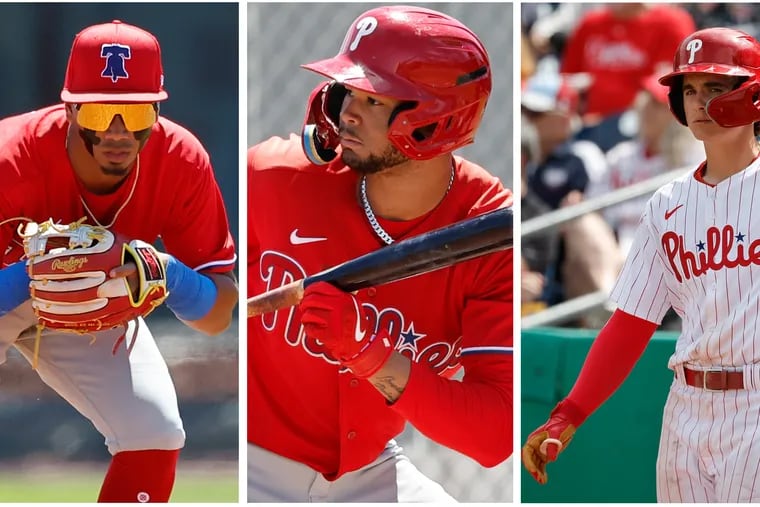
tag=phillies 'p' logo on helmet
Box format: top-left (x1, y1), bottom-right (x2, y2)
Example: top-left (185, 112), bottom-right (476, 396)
top-left (659, 27), bottom-right (760, 128)
top-left (302, 5), bottom-right (492, 160)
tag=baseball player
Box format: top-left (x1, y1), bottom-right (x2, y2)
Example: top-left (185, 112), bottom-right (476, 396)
top-left (0, 21), bottom-right (237, 502)
top-left (523, 27), bottom-right (760, 502)
top-left (247, 5), bottom-right (513, 502)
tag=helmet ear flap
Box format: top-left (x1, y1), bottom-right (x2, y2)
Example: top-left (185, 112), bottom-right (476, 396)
top-left (667, 76), bottom-right (688, 126)
top-left (324, 82), bottom-right (347, 125)
top-left (707, 81), bottom-right (760, 128)
top-left (301, 81), bottom-right (349, 165)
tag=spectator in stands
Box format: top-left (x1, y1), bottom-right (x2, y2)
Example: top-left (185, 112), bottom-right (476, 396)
top-left (524, 3), bottom-right (591, 69)
top-left (522, 72), bottom-right (622, 322)
top-left (521, 29), bottom-right (537, 83)
top-left (522, 71), bottom-right (605, 210)
top-left (587, 74), bottom-right (704, 256)
top-left (521, 117), bottom-right (558, 314)
top-left (560, 3), bottom-right (695, 123)
top-left (686, 3), bottom-right (760, 34)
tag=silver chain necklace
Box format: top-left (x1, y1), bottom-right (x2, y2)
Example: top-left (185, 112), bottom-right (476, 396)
top-left (360, 162), bottom-right (455, 245)
top-left (79, 156), bottom-right (140, 229)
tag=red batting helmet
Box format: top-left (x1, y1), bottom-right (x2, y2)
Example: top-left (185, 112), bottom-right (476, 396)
top-left (302, 5), bottom-right (492, 160)
top-left (659, 27), bottom-right (760, 128)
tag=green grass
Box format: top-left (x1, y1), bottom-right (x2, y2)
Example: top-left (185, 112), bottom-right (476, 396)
top-left (0, 462), bottom-right (238, 502)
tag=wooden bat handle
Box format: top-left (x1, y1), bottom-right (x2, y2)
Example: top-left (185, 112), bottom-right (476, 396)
top-left (247, 279), bottom-right (305, 317)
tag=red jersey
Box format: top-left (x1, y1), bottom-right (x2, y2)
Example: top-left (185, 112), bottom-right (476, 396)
top-left (561, 5), bottom-right (695, 118)
top-left (247, 134), bottom-right (513, 479)
top-left (0, 104), bottom-right (235, 272)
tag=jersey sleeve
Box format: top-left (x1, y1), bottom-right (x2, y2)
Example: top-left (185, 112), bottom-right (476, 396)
top-left (0, 129), bottom-right (33, 267)
top-left (247, 146), bottom-right (261, 297)
top-left (0, 195), bottom-right (20, 267)
top-left (559, 15), bottom-right (589, 73)
top-left (390, 244), bottom-right (513, 467)
top-left (160, 144), bottom-right (236, 273)
top-left (609, 203), bottom-right (671, 323)
top-left (0, 170), bottom-right (19, 266)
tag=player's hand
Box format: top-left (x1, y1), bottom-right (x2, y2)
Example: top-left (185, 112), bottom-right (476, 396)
top-left (300, 281), bottom-right (394, 378)
top-left (302, 81), bottom-right (343, 165)
top-left (109, 261), bottom-right (140, 300)
top-left (110, 252), bottom-right (170, 301)
top-left (521, 270), bottom-right (545, 302)
top-left (560, 190), bottom-right (583, 208)
top-left (522, 399), bottom-right (585, 484)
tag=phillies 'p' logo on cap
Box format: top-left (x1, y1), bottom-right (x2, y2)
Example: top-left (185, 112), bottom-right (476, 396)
top-left (61, 20), bottom-right (168, 104)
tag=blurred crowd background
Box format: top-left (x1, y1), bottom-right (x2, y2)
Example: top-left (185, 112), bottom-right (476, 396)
top-left (0, 3), bottom-right (238, 501)
top-left (520, 3), bottom-right (760, 329)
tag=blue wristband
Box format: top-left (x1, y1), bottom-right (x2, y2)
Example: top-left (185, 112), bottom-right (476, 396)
top-left (165, 256), bottom-right (218, 321)
top-left (0, 261), bottom-right (31, 315)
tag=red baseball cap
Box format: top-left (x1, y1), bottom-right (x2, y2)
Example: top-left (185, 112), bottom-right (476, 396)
top-left (642, 73), bottom-right (669, 105)
top-left (60, 20), bottom-right (168, 103)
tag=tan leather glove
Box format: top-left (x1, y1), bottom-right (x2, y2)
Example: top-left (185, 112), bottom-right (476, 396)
top-left (522, 398), bottom-right (586, 484)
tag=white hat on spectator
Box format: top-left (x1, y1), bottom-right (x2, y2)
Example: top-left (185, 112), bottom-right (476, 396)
top-left (522, 72), bottom-right (580, 115)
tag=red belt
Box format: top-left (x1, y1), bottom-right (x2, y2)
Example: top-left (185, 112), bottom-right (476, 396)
top-left (682, 366), bottom-right (744, 391)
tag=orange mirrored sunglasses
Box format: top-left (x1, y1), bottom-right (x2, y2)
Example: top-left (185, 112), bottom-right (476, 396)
top-left (76, 103), bottom-right (158, 132)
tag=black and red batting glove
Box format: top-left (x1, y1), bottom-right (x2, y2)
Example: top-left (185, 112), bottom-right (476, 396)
top-left (300, 282), bottom-right (394, 378)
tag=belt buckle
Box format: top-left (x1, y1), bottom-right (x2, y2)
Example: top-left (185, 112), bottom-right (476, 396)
top-left (703, 367), bottom-right (726, 392)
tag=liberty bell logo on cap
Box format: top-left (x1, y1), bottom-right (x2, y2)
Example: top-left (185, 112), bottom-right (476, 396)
top-left (61, 20), bottom-right (168, 104)
top-left (100, 43), bottom-right (131, 83)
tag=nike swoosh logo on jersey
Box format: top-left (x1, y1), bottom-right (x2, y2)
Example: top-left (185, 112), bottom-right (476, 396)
top-left (289, 229), bottom-right (327, 245)
top-left (352, 297), bottom-right (366, 343)
top-left (665, 204), bottom-right (684, 220)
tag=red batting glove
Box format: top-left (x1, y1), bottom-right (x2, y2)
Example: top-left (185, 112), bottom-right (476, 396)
top-left (299, 282), bottom-right (394, 378)
top-left (522, 398), bottom-right (586, 484)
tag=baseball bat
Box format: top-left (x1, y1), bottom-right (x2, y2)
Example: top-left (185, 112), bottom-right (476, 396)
top-left (247, 207), bottom-right (513, 317)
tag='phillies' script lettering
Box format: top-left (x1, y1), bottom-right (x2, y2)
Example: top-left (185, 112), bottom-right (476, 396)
top-left (662, 225), bottom-right (760, 282)
top-left (259, 250), bottom-right (462, 376)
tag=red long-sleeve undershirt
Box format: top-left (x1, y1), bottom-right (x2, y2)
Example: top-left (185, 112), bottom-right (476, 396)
top-left (391, 354), bottom-right (513, 467)
top-left (566, 309), bottom-right (659, 426)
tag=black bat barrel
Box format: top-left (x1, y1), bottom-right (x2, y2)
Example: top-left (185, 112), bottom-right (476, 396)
top-left (305, 207), bottom-right (513, 292)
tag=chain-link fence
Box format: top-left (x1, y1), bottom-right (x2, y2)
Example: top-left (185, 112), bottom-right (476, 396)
top-left (247, 3), bottom-right (514, 502)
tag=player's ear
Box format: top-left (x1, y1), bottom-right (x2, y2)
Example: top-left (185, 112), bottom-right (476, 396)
top-left (64, 103), bottom-right (77, 122)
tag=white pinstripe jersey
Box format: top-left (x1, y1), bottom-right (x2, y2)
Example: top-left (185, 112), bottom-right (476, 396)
top-left (610, 157), bottom-right (760, 369)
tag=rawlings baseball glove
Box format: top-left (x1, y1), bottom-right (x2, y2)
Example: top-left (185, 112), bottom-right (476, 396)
top-left (21, 218), bottom-right (168, 332)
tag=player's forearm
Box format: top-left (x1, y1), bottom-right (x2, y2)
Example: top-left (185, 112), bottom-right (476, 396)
top-left (389, 359), bottom-right (513, 467)
top-left (180, 271), bottom-right (238, 335)
top-left (565, 309), bottom-right (658, 421)
top-left (161, 250), bottom-right (238, 335)
top-left (0, 261), bottom-right (30, 315)
top-left (368, 352), bottom-right (411, 402)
